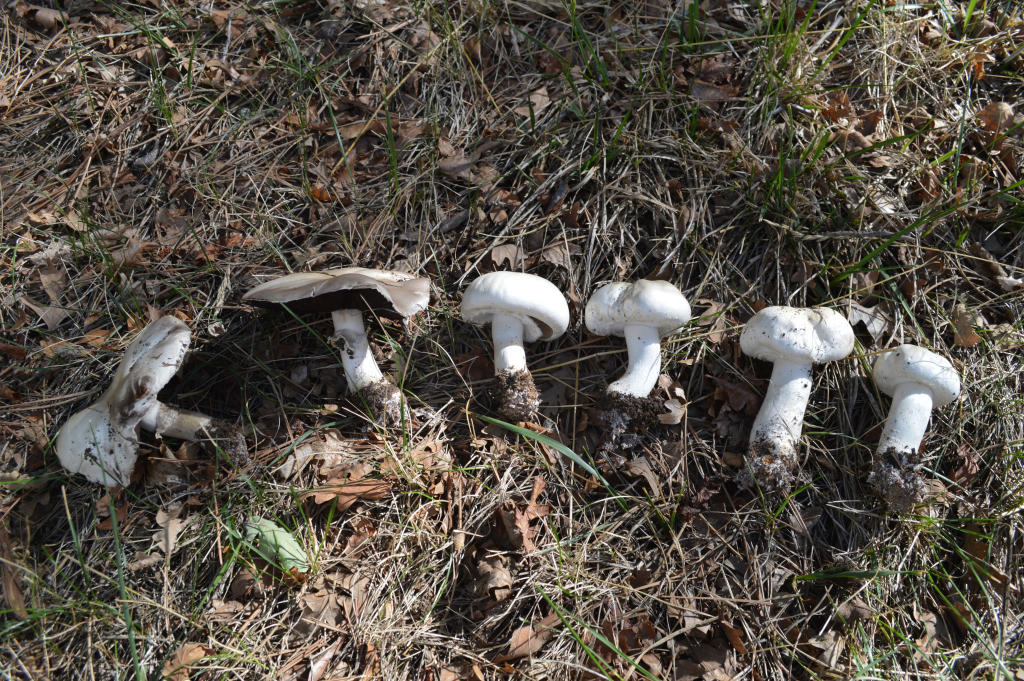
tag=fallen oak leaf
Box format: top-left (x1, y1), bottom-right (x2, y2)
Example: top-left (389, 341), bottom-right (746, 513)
top-left (162, 643), bottom-right (213, 681)
top-left (493, 613), bottom-right (562, 662)
top-left (952, 303), bottom-right (982, 347)
top-left (300, 477), bottom-right (391, 511)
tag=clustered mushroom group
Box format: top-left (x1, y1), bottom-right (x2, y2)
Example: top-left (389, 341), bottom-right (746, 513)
top-left (52, 263), bottom-right (962, 515)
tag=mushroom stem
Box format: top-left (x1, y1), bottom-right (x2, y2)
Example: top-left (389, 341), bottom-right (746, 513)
top-left (877, 382), bottom-right (934, 456)
top-left (140, 402), bottom-right (213, 440)
top-left (750, 359), bottom-right (813, 450)
top-left (491, 313), bottom-right (527, 373)
top-left (332, 309), bottom-right (385, 391)
top-left (607, 323), bottom-right (662, 397)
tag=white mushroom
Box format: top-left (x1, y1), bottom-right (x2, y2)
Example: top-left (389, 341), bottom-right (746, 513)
top-left (584, 280), bottom-right (691, 398)
top-left (461, 272), bottom-right (570, 422)
top-left (55, 317), bottom-right (247, 487)
top-left (243, 268), bottom-right (430, 425)
top-left (738, 306), bottom-right (854, 492)
top-left (868, 344), bottom-right (960, 513)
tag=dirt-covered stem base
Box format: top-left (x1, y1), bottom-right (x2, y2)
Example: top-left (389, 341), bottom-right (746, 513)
top-left (359, 379), bottom-right (409, 427)
top-left (595, 390), bottom-right (664, 451)
top-left (489, 369), bottom-right (540, 423)
top-left (868, 447), bottom-right (927, 514)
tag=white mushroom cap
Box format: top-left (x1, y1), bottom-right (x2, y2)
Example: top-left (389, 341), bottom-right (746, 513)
top-left (740, 306), bottom-right (854, 365)
top-left (584, 280), bottom-right (691, 337)
top-left (243, 267), bottom-right (430, 320)
top-left (874, 344), bottom-right (960, 407)
top-left (461, 272), bottom-right (569, 341)
top-left (55, 317), bottom-right (191, 487)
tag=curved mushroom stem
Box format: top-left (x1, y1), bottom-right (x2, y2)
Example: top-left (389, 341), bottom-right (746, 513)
top-left (140, 403), bottom-right (249, 465)
top-left (877, 382), bottom-right (933, 457)
top-left (491, 313), bottom-right (526, 373)
top-left (607, 323), bottom-right (662, 397)
top-left (141, 402), bottom-right (213, 439)
top-left (332, 309), bottom-right (385, 391)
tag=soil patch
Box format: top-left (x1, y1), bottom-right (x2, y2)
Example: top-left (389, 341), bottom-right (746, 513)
top-left (736, 436), bottom-right (798, 494)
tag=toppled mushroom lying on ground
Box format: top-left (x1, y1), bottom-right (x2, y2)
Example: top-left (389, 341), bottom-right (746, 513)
top-left (242, 267), bottom-right (430, 426)
top-left (738, 306), bottom-right (854, 494)
top-left (868, 344), bottom-right (960, 514)
top-left (461, 271), bottom-right (570, 422)
top-left (55, 316), bottom-right (248, 487)
top-left (584, 279), bottom-right (691, 447)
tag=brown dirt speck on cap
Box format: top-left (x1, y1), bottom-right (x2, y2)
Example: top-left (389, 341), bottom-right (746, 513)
top-left (736, 436), bottom-right (798, 493)
top-left (489, 369), bottom-right (540, 423)
top-left (868, 447), bottom-right (927, 514)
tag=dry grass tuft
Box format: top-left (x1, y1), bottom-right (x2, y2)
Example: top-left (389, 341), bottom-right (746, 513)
top-left (1, 0), bottom-right (1023, 679)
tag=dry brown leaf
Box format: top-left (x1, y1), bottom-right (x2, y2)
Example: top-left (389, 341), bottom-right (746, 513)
top-left (720, 621), bottom-right (747, 654)
top-left (471, 556), bottom-right (512, 602)
top-left (952, 303), bottom-right (982, 347)
top-left (832, 129), bottom-right (872, 152)
top-left (0, 384), bottom-right (22, 403)
top-left (688, 80), bottom-right (739, 102)
top-left (39, 260), bottom-right (65, 303)
top-left (538, 241), bottom-right (581, 270)
top-left (493, 613), bottom-right (561, 661)
top-left (0, 527), bottom-right (27, 620)
top-left (153, 503), bottom-right (189, 556)
top-left (849, 302), bottom-right (891, 344)
top-left (19, 294), bottom-right (66, 330)
top-left (977, 102), bottom-right (1014, 133)
top-left (162, 643), bottom-right (212, 681)
top-left (660, 394), bottom-right (686, 425)
top-left (488, 244), bottom-right (523, 270)
top-left (301, 476), bottom-right (391, 511)
top-left (513, 87), bottom-right (551, 117)
top-left (309, 637), bottom-right (344, 681)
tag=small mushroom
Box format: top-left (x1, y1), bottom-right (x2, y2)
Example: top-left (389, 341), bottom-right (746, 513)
top-left (584, 280), bottom-right (691, 439)
top-left (242, 268), bottom-right (430, 426)
top-left (461, 271), bottom-right (569, 422)
top-left (738, 306), bottom-right (854, 493)
top-left (867, 344), bottom-right (960, 513)
top-left (55, 317), bottom-right (248, 487)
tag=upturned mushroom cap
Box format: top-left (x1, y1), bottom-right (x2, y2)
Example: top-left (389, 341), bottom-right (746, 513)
top-left (585, 280), bottom-right (691, 337)
top-left (243, 267), bottom-right (430, 320)
top-left (55, 317), bottom-right (192, 487)
top-left (461, 272), bottom-right (569, 342)
top-left (740, 306), bottom-right (854, 365)
top-left (874, 344), bottom-right (960, 407)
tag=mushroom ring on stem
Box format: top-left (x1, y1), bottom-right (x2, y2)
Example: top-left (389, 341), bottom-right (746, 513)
top-left (868, 344), bottom-right (960, 513)
top-left (738, 306), bottom-right (854, 493)
top-left (461, 271), bottom-right (569, 422)
top-left (242, 267), bottom-right (430, 426)
top-left (55, 317), bottom-right (248, 487)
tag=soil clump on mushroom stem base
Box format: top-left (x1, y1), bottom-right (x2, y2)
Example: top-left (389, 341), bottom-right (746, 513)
top-left (594, 391), bottom-right (664, 450)
top-left (868, 447), bottom-right (927, 514)
top-left (489, 369), bottom-right (540, 423)
top-left (358, 379), bottom-right (407, 427)
top-left (199, 421), bottom-right (250, 466)
top-left (737, 436), bottom-right (798, 493)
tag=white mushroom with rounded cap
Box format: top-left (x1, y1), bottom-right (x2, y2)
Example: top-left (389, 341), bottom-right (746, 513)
top-left (585, 280), bottom-right (691, 398)
top-left (461, 271), bottom-right (569, 421)
top-left (243, 268), bottom-right (430, 425)
top-left (738, 306), bottom-right (854, 492)
top-left (55, 317), bottom-right (248, 487)
top-left (868, 344), bottom-right (960, 513)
